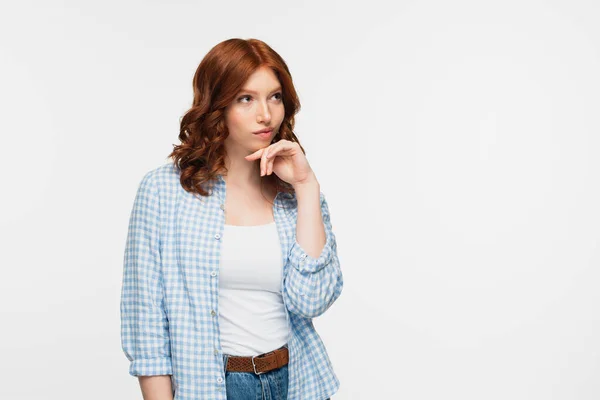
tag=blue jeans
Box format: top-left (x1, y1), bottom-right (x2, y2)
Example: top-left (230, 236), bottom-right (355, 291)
top-left (222, 346), bottom-right (332, 400)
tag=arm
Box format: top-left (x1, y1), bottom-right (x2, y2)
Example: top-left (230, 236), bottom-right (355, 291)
top-left (283, 178), bottom-right (344, 318)
top-left (139, 376), bottom-right (174, 400)
top-left (120, 171), bottom-right (174, 398)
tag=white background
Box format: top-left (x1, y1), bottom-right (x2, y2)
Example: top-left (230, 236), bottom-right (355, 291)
top-left (1, 0), bottom-right (599, 399)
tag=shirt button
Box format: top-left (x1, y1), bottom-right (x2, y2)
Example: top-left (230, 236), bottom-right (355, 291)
top-left (211, 271), bottom-right (217, 277)
top-left (215, 233), bottom-right (221, 240)
top-left (220, 204), bottom-right (225, 210)
top-left (211, 310), bottom-right (216, 316)
top-left (214, 348), bottom-right (219, 355)
top-left (301, 254), bottom-right (307, 259)
top-left (217, 377), bottom-right (223, 383)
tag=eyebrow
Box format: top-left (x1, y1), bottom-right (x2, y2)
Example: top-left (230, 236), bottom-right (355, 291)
top-left (239, 86), bottom-right (282, 94)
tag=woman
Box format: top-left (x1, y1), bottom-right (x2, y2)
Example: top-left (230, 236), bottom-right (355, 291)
top-left (120, 38), bottom-right (343, 400)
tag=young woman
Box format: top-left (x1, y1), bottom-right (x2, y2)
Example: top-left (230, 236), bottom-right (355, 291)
top-left (120, 38), bottom-right (343, 400)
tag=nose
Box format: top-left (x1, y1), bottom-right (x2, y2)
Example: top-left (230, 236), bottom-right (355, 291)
top-left (256, 99), bottom-right (271, 124)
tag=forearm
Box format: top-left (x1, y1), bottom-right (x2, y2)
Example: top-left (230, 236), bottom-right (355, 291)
top-left (293, 175), bottom-right (325, 259)
top-left (138, 375), bottom-right (174, 400)
top-left (284, 176), bottom-right (343, 318)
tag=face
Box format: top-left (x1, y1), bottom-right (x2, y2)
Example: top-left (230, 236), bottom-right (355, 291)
top-left (223, 66), bottom-right (285, 156)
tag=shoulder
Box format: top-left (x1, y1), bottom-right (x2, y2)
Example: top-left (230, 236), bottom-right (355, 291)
top-left (137, 161), bottom-right (181, 192)
top-left (142, 161), bottom-right (179, 183)
top-left (131, 162), bottom-right (182, 213)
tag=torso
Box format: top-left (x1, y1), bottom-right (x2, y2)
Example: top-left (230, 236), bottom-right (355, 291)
top-left (223, 183), bottom-right (278, 226)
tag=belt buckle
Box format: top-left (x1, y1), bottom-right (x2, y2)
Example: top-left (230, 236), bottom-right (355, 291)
top-left (251, 355), bottom-right (265, 375)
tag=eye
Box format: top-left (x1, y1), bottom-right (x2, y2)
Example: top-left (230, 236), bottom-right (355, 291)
top-left (237, 92), bottom-right (282, 103)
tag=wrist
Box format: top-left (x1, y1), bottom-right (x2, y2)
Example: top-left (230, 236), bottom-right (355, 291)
top-left (292, 173), bottom-right (319, 190)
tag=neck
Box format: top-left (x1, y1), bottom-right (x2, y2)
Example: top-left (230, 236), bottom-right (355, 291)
top-left (223, 151), bottom-right (262, 189)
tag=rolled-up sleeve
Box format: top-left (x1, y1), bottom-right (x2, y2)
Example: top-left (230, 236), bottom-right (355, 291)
top-left (120, 171), bottom-right (172, 376)
top-left (284, 192), bottom-right (344, 318)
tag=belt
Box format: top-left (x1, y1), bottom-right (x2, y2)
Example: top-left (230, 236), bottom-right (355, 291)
top-left (225, 346), bottom-right (289, 375)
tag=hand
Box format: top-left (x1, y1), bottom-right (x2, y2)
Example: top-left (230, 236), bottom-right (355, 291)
top-left (244, 139), bottom-right (316, 187)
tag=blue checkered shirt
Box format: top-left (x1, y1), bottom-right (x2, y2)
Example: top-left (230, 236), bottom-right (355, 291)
top-left (120, 162), bottom-right (343, 399)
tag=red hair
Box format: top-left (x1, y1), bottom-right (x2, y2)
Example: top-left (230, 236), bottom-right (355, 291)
top-left (169, 38), bottom-right (305, 200)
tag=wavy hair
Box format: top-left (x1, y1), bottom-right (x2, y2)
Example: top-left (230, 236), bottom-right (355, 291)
top-left (169, 38), bottom-right (305, 204)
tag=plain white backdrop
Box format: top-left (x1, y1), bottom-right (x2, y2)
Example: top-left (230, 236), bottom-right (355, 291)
top-left (1, 0), bottom-right (599, 399)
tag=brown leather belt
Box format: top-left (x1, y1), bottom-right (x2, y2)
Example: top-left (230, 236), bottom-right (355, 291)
top-left (225, 346), bottom-right (289, 375)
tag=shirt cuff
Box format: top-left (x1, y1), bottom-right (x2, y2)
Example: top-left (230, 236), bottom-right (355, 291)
top-left (129, 357), bottom-right (173, 376)
top-left (289, 233), bottom-right (334, 273)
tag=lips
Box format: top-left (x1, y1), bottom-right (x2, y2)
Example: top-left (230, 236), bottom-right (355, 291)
top-left (253, 129), bottom-right (273, 140)
top-left (253, 128), bottom-right (273, 134)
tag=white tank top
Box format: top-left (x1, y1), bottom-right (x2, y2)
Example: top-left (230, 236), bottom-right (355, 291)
top-left (218, 221), bottom-right (290, 356)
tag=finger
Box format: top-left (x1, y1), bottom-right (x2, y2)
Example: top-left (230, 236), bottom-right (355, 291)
top-left (267, 141), bottom-right (297, 158)
top-left (267, 159), bottom-right (274, 175)
top-left (265, 143), bottom-right (285, 159)
top-left (261, 148), bottom-right (269, 176)
top-left (262, 143), bottom-right (280, 173)
top-left (245, 148), bottom-right (264, 161)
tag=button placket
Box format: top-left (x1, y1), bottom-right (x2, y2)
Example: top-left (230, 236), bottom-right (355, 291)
top-left (214, 190), bottom-right (225, 387)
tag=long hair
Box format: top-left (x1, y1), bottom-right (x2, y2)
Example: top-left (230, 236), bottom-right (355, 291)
top-left (169, 38), bottom-right (304, 202)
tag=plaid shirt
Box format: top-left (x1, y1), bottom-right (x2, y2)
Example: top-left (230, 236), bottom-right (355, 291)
top-left (120, 162), bottom-right (343, 399)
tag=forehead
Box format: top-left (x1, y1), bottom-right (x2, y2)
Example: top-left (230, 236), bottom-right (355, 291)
top-left (241, 67), bottom-right (280, 92)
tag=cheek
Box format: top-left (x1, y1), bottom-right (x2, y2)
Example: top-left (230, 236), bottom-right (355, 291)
top-left (275, 104), bottom-right (285, 119)
top-left (226, 109), bottom-right (250, 130)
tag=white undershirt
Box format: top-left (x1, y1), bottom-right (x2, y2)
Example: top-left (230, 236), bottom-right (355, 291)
top-left (218, 221), bottom-right (290, 356)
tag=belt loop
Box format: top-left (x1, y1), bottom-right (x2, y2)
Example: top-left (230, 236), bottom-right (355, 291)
top-left (275, 349), bottom-right (282, 367)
